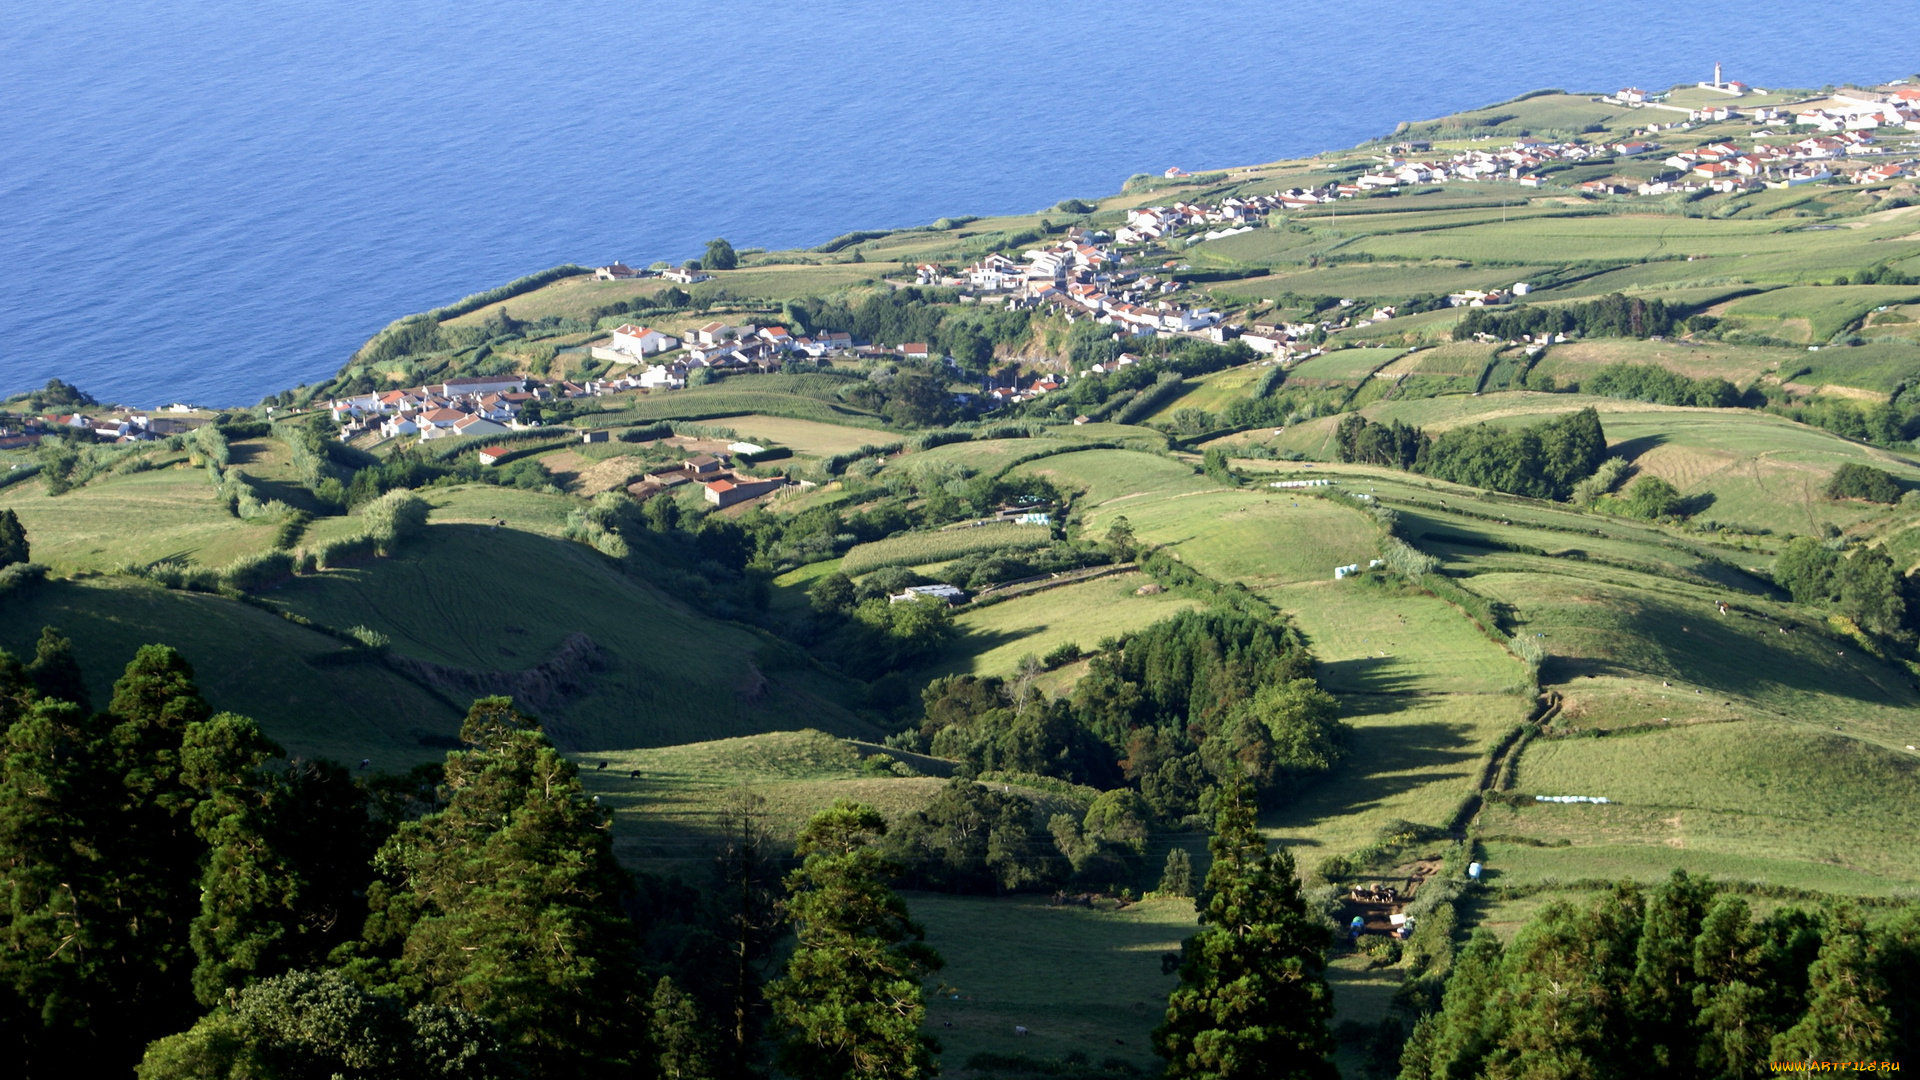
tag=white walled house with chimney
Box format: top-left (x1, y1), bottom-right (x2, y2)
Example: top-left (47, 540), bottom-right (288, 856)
top-left (593, 324), bottom-right (680, 364)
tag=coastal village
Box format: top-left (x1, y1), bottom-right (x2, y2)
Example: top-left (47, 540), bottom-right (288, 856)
top-left (11, 68), bottom-right (1919, 517)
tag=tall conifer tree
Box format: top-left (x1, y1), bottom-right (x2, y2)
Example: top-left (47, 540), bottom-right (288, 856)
top-left (767, 800), bottom-right (943, 1080)
top-left (1153, 779), bottom-right (1335, 1080)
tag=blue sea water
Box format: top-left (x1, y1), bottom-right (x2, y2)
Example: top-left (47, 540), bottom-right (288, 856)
top-left (5, 1), bottom-right (1920, 406)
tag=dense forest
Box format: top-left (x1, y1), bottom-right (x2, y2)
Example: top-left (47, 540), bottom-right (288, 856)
top-left (1398, 872), bottom-right (1919, 1078)
top-left (1452, 294), bottom-right (1679, 343)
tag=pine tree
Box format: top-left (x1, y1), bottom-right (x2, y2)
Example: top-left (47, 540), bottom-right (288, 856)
top-left (1153, 779), bottom-right (1335, 1080)
top-left (0, 698), bottom-right (124, 1076)
top-left (1481, 887), bottom-right (1641, 1079)
top-left (712, 790), bottom-right (786, 1076)
top-left (1690, 895), bottom-right (1772, 1079)
top-left (1158, 847), bottom-right (1195, 898)
top-left (364, 697), bottom-right (643, 1079)
top-left (651, 975), bottom-right (719, 1080)
top-left (26, 626), bottom-right (88, 713)
top-left (0, 507), bottom-right (29, 568)
top-left (1772, 913), bottom-right (1895, 1062)
top-left (766, 800), bottom-right (943, 1080)
top-left (181, 712), bottom-right (303, 1004)
top-left (1628, 869), bottom-right (1717, 1068)
top-left (1397, 929), bottom-right (1504, 1080)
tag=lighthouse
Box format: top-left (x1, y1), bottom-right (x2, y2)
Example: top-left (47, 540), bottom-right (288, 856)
top-left (1713, 62), bottom-right (1723, 87)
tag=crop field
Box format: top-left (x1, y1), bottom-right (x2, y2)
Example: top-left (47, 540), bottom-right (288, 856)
top-left (707, 413), bottom-right (889, 456)
top-left (1479, 721), bottom-right (1920, 893)
top-left (263, 523), bottom-right (876, 751)
top-left (1382, 342), bottom-right (1501, 378)
top-left (1286, 348), bottom-right (1405, 383)
top-left (897, 437), bottom-right (1071, 476)
top-left (1528, 339), bottom-right (1791, 388)
top-left (841, 522), bottom-right (1053, 574)
top-left (1345, 211), bottom-right (1920, 275)
top-left (0, 456), bottom-right (280, 572)
top-left (933, 572), bottom-right (1202, 679)
top-left (1079, 491), bottom-right (1381, 591)
top-left (1215, 262), bottom-right (1554, 304)
top-left (0, 577), bottom-right (462, 769)
top-left (1012, 448), bottom-right (1212, 506)
top-left (576, 385), bottom-right (886, 427)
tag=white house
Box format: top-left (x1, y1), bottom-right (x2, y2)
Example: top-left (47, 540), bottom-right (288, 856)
top-left (638, 364), bottom-right (687, 390)
top-left (593, 324), bottom-right (679, 363)
top-left (662, 267), bottom-right (713, 284)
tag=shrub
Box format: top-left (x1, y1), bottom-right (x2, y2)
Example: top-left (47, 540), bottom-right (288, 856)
top-left (222, 550), bottom-right (296, 592)
top-left (311, 533), bottom-right (377, 569)
top-left (1825, 462), bottom-right (1901, 504)
top-left (361, 489), bottom-right (431, 554)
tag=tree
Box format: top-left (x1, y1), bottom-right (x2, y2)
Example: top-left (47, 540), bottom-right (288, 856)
top-left (1104, 515), bottom-right (1138, 561)
top-left (135, 969), bottom-right (513, 1080)
top-left (26, 626), bottom-right (88, 713)
top-left (0, 698), bottom-right (128, 1076)
top-left (181, 713), bottom-right (303, 1004)
top-left (1772, 913), bottom-right (1895, 1062)
top-left (884, 373), bottom-right (957, 428)
top-left (766, 800), bottom-right (943, 1080)
top-left (1627, 869), bottom-right (1717, 1068)
top-left (651, 976), bottom-right (719, 1080)
top-left (1623, 475), bottom-right (1684, 519)
top-left (1774, 537), bottom-right (1841, 604)
top-left (705, 238), bottom-right (739, 271)
top-left (359, 697), bottom-right (643, 1079)
top-left (1153, 779), bottom-right (1336, 1080)
top-left (1836, 546), bottom-right (1905, 636)
top-left (711, 790), bottom-right (787, 1074)
top-left (0, 507), bottom-right (28, 568)
top-left (1157, 848), bottom-right (1195, 898)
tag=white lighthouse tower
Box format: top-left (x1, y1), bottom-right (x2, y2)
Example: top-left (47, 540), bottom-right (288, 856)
top-left (1713, 62), bottom-right (1723, 88)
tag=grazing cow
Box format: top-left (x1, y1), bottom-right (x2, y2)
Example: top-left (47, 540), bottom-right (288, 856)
top-left (1015, 1026), bottom-right (1029, 1037)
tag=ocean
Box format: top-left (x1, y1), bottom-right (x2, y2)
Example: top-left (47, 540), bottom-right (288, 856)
top-left (5, 0), bottom-right (1919, 406)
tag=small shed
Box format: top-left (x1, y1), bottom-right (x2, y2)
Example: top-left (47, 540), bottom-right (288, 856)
top-left (478, 446), bottom-right (513, 465)
top-left (581, 430), bottom-right (609, 444)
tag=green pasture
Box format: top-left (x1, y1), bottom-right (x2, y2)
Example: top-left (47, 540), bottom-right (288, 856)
top-left (842, 522), bottom-right (1054, 575)
top-left (1287, 348), bottom-right (1405, 383)
top-left (914, 893), bottom-right (1194, 1071)
top-left (442, 274), bottom-right (669, 327)
top-left (1079, 491), bottom-right (1380, 591)
top-left (692, 262), bottom-right (900, 302)
top-left (1146, 363), bottom-right (1270, 420)
top-left (1788, 341), bottom-right (1920, 394)
top-left (1012, 448), bottom-right (1211, 507)
top-left (1213, 262), bottom-right (1553, 304)
top-left (1479, 721), bottom-right (1920, 892)
top-left (1269, 693), bottom-right (1528, 860)
top-left (1467, 568), bottom-right (1920, 742)
top-left (934, 572), bottom-right (1202, 679)
top-left (1397, 92), bottom-right (1635, 138)
top-left (1381, 342), bottom-right (1501, 378)
top-left (1275, 578), bottom-right (1526, 697)
top-left (0, 456), bottom-right (279, 572)
top-left (261, 523), bottom-right (875, 752)
top-left (1724, 284), bottom-right (1920, 342)
top-left (1044, 422), bottom-right (1174, 450)
top-left (0, 577), bottom-right (461, 770)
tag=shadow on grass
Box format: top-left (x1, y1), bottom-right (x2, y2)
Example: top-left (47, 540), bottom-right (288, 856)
top-left (1318, 655), bottom-right (1443, 698)
top-left (1268, 712), bottom-right (1489, 841)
